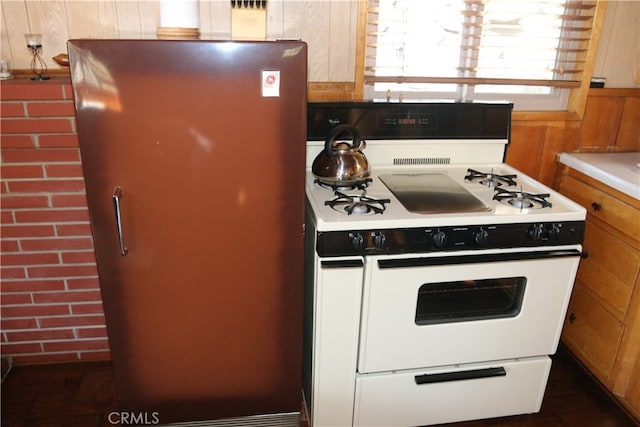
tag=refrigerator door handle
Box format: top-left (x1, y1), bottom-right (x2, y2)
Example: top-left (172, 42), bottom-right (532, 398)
top-left (112, 186), bottom-right (128, 256)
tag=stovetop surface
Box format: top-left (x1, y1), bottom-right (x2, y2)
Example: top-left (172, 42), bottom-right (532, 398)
top-left (306, 163), bottom-right (586, 232)
top-left (305, 101), bottom-right (585, 233)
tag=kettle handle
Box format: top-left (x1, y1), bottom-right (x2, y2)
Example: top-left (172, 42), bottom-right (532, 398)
top-left (324, 124), bottom-right (363, 158)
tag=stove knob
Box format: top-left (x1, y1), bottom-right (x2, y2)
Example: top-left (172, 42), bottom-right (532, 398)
top-left (350, 233), bottom-right (365, 250)
top-left (432, 230), bottom-right (447, 248)
top-left (474, 228), bottom-right (489, 246)
top-left (527, 224), bottom-right (543, 241)
top-left (373, 232), bottom-right (387, 249)
top-left (545, 224), bottom-right (561, 240)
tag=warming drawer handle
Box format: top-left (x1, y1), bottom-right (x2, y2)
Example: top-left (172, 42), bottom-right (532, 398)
top-left (112, 186), bottom-right (128, 256)
top-left (415, 367), bottom-right (506, 385)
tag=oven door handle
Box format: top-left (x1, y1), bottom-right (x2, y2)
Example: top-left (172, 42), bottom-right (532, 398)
top-left (415, 367), bottom-right (506, 385)
top-left (378, 249), bottom-right (582, 269)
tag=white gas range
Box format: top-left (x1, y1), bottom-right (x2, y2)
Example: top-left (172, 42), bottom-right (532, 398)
top-left (302, 102), bottom-right (586, 427)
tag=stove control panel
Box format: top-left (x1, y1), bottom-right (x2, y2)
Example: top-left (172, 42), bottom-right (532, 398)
top-left (527, 223), bottom-right (563, 241)
top-left (316, 221), bottom-right (585, 257)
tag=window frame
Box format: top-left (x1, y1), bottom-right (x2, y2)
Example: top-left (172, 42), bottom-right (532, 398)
top-left (354, 0), bottom-right (607, 120)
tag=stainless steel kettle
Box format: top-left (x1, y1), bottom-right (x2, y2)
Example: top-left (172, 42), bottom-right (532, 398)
top-left (312, 124), bottom-right (370, 186)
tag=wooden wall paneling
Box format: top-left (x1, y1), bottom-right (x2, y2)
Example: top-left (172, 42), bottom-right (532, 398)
top-left (199, 0), bottom-right (213, 38)
top-left (137, 1), bottom-right (161, 38)
top-left (283, 1), bottom-right (330, 82)
top-left (113, 1), bottom-right (143, 38)
top-left (615, 96), bottom-right (640, 151)
top-left (353, 0), bottom-right (367, 100)
top-left (200, 1), bottom-right (230, 39)
top-left (328, 0), bottom-right (357, 82)
top-left (593, 1), bottom-right (640, 88)
top-left (537, 120), bottom-right (581, 187)
top-left (1, 1), bottom-right (30, 68)
top-left (578, 95), bottom-right (624, 151)
top-left (1, 5), bottom-right (13, 62)
top-left (308, 82), bottom-right (356, 101)
top-left (65, 1), bottom-right (119, 39)
top-left (23, 1), bottom-right (68, 73)
top-left (266, 0), bottom-right (285, 39)
top-left (505, 121), bottom-right (546, 181)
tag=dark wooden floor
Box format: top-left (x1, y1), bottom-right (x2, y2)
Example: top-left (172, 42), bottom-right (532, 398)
top-left (2, 346), bottom-right (637, 426)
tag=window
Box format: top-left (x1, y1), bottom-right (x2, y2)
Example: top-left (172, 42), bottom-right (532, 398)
top-left (415, 277), bottom-right (526, 325)
top-left (364, 0), bottom-right (599, 110)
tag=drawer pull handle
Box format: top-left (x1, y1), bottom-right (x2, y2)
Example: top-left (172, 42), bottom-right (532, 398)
top-left (569, 312), bottom-right (577, 324)
top-left (415, 367), bottom-right (506, 385)
top-left (591, 202), bottom-right (601, 212)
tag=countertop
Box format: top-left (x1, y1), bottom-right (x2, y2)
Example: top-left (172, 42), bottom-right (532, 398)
top-left (558, 152), bottom-right (640, 200)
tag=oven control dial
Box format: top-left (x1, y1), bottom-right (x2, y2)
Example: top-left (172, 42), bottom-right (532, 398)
top-left (545, 224), bottom-right (561, 239)
top-left (432, 230), bottom-right (447, 248)
top-left (350, 232), bottom-right (365, 250)
top-left (474, 228), bottom-right (489, 246)
top-left (373, 232), bottom-right (387, 249)
top-left (527, 224), bottom-right (544, 241)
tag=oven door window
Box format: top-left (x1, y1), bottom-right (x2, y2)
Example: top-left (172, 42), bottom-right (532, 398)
top-left (415, 277), bottom-right (526, 325)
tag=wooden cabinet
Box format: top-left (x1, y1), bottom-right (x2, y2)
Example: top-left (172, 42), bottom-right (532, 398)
top-left (556, 165), bottom-right (640, 421)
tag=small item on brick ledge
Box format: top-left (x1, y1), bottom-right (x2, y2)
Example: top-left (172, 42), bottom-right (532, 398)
top-left (53, 53), bottom-right (70, 67)
top-left (0, 59), bottom-right (13, 80)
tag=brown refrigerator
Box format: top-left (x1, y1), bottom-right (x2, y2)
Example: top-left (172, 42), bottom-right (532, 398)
top-left (67, 40), bottom-right (307, 424)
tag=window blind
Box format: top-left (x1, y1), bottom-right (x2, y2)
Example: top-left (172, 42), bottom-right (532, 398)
top-left (365, 0), bottom-right (598, 91)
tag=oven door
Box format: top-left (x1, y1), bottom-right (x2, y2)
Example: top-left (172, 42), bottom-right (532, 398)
top-left (358, 247), bottom-right (581, 373)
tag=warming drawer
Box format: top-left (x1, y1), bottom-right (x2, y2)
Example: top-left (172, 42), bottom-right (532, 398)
top-left (353, 356), bottom-right (551, 427)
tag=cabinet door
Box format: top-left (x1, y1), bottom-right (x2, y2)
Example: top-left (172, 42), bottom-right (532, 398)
top-left (563, 282), bottom-right (625, 385)
top-left (621, 341), bottom-right (640, 417)
top-left (578, 220), bottom-right (639, 320)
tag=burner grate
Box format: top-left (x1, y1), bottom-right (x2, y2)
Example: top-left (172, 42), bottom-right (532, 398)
top-left (325, 190), bottom-right (390, 215)
top-left (465, 168), bottom-right (517, 188)
top-left (493, 187), bottom-right (552, 209)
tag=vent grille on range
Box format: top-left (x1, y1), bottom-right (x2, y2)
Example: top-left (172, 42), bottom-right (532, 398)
top-left (393, 157), bottom-right (451, 166)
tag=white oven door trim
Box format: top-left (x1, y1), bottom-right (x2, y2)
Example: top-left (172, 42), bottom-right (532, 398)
top-left (310, 257), bottom-right (364, 427)
top-left (358, 246), bottom-right (581, 373)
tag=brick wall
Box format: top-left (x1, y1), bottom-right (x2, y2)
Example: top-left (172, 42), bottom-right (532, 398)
top-left (1, 77), bottom-right (110, 365)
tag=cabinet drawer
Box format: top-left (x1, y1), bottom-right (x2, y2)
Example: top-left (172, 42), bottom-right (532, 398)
top-left (354, 357), bottom-right (551, 427)
top-left (559, 174), bottom-right (639, 242)
top-left (578, 220), bottom-right (639, 320)
top-left (562, 283), bottom-right (625, 383)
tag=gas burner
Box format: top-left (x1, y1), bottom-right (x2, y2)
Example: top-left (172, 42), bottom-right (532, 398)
top-left (314, 178), bottom-right (372, 192)
top-left (325, 190), bottom-right (390, 215)
top-left (493, 187), bottom-right (552, 209)
top-left (465, 168), bottom-right (517, 188)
